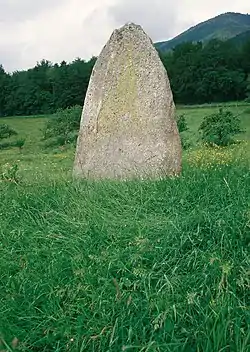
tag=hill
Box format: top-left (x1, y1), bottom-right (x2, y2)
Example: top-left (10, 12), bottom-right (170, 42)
top-left (156, 12), bottom-right (250, 52)
top-left (227, 29), bottom-right (250, 46)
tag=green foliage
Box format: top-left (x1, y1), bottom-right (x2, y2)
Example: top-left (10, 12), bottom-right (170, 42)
top-left (176, 113), bottom-right (189, 133)
top-left (0, 123), bottom-right (18, 150)
top-left (164, 39), bottom-right (248, 104)
top-left (0, 31), bottom-right (250, 115)
top-left (199, 108), bottom-right (243, 146)
top-left (0, 124), bottom-right (27, 153)
top-left (245, 75), bottom-right (250, 101)
top-left (176, 113), bottom-right (191, 150)
top-left (43, 105), bottom-right (81, 146)
top-left (1, 58), bottom-right (96, 117)
top-left (180, 134), bottom-right (192, 150)
top-left (13, 138), bottom-right (26, 151)
top-left (228, 29), bottom-right (250, 46)
top-left (0, 142), bottom-right (12, 150)
top-left (0, 123), bottom-right (17, 140)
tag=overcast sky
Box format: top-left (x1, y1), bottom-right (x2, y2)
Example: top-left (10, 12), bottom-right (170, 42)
top-left (0, 0), bottom-right (249, 72)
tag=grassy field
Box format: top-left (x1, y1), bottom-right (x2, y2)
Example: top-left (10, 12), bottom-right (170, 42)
top-left (0, 103), bottom-right (249, 182)
top-left (0, 104), bottom-right (249, 351)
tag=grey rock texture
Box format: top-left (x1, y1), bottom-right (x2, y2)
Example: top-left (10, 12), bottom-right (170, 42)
top-left (73, 23), bottom-right (182, 179)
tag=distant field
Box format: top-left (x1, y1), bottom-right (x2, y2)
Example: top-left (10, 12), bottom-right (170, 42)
top-left (0, 104), bottom-right (249, 351)
top-left (0, 103), bottom-right (249, 182)
top-left (0, 115), bottom-right (73, 183)
top-left (178, 103), bottom-right (250, 143)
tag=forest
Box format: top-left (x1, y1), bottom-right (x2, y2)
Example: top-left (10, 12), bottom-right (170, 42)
top-left (0, 38), bottom-right (249, 117)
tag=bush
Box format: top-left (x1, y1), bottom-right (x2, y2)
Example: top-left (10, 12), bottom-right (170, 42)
top-left (0, 124), bottom-right (18, 150)
top-left (0, 124), bottom-right (17, 140)
top-left (199, 108), bottom-right (243, 147)
top-left (176, 113), bottom-right (191, 150)
top-left (180, 134), bottom-right (192, 150)
top-left (0, 141), bottom-right (12, 150)
top-left (13, 138), bottom-right (26, 152)
top-left (43, 105), bottom-right (82, 146)
top-left (176, 113), bottom-right (189, 133)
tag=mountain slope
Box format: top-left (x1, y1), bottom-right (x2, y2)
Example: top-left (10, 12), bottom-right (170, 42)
top-left (227, 29), bottom-right (250, 46)
top-left (156, 12), bottom-right (250, 52)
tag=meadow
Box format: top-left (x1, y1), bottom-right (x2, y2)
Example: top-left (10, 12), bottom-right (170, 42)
top-left (0, 104), bottom-right (249, 351)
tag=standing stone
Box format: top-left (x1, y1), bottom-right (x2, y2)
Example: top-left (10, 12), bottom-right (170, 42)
top-left (73, 23), bottom-right (181, 179)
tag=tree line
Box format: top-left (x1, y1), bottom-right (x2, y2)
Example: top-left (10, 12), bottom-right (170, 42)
top-left (0, 38), bottom-right (249, 117)
top-left (159, 38), bottom-right (250, 104)
top-left (0, 58), bottom-right (96, 117)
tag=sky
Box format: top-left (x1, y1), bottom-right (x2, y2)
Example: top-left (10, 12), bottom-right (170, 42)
top-left (0, 0), bottom-right (249, 72)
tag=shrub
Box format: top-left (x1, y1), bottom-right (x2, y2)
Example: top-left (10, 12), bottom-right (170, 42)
top-left (43, 105), bottom-right (82, 146)
top-left (199, 108), bottom-right (243, 147)
top-left (180, 135), bottom-right (192, 150)
top-left (0, 124), bottom-right (18, 150)
top-left (0, 141), bottom-right (12, 150)
top-left (176, 113), bottom-right (189, 133)
top-left (176, 113), bottom-right (191, 150)
top-left (14, 138), bottom-right (26, 152)
top-left (0, 124), bottom-right (17, 140)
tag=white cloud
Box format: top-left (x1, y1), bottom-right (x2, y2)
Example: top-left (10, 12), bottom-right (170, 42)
top-left (107, 0), bottom-right (180, 41)
top-left (0, 0), bottom-right (249, 72)
top-left (108, 0), bottom-right (250, 40)
top-left (0, 0), bottom-right (65, 22)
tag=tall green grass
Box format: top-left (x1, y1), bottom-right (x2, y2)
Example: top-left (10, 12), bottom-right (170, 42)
top-left (0, 163), bottom-right (249, 351)
top-left (0, 105), bottom-right (249, 350)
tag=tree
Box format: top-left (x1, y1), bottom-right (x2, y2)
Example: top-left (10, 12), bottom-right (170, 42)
top-left (0, 37), bottom-right (249, 116)
top-left (160, 39), bottom-right (247, 104)
top-left (0, 65), bottom-right (9, 116)
top-left (2, 57), bottom-right (96, 117)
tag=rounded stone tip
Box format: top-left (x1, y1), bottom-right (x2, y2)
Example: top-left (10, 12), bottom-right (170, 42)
top-left (116, 22), bottom-right (143, 33)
